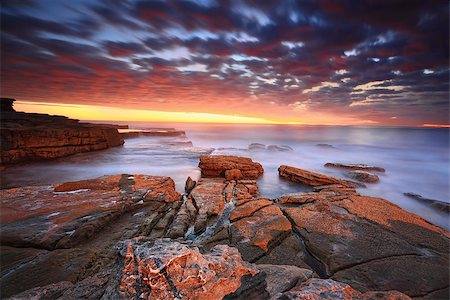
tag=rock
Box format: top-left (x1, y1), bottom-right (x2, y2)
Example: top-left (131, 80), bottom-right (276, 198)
top-left (0, 109), bottom-right (124, 167)
top-left (225, 168), bottom-right (243, 180)
top-left (248, 143), bottom-right (266, 150)
top-left (7, 281), bottom-right (74, 300)
top-left (231, 204), bottom-right (292, 261)
top-left (116, 238), bottom-right (259, 300)
top-left (258, 264), bottom-right (313, 298)
top-left (404, 192), bottom-right (450, 213)
top-left (267, 145), bottom-right (293, 151)
top-left (278, 278), bottom-right (411, 299)
top-left (325, 162), bottom-right (386, 173)
top-left (0, 174), bottom-right (181, 250)
top-left (230, 198), bottom-right (273, 222)
top-left (120, 128), bottom-right (186, 138)
top-left (279, 165), bottom-right (364, 188)
top-left (281, 192), bottom-right (449, 297)
top-left (199, 155), bottom-right (264, 179)
top-left (316, 143), bottom-right (335, 148)
top-left (346, 170), bottom-right (380, 183)
top-left (1, 97), bottom-right (15, 112)
top-left (184, 176), bottom-right (196, 194)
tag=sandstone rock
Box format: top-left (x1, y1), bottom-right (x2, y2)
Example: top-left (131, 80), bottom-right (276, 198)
top-left (258, 264), bottom-right (313, 298)
top-left (230, 198), bottom-right (273, 222)
top-left (278, 278), bottom-right (411, 299)
top-left (116, 238), bottom-right (259, 300)
top-left (346, 170), bottom-right (380, 183)
top-left (281, 193), bottom-right (449, 297)
top-left (1, 110), bottom-right (124, 167)
top-left (199, 155), bottom-right (264, 179)
top-left (185, 176), bottom-right (196, 194)
top-left (0, 174), bottom-right (181, 250)
top-left (7, 281), bottom-right (74, 300)
top-left (404, 192), bottom-right (450, 213)
top-left (325, 162), bottom-right (386, 172)
top-left (279, 165), bottom-right (363, 188)
top-left (225, 168), bottom-right (243, 180)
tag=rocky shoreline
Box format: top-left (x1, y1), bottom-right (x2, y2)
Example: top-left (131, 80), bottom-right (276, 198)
top-left (1, 155), bottom-right (448, 299)
top-left (0, 98), bottom-right (125, 168)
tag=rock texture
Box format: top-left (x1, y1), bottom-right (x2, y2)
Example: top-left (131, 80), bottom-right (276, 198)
top-left (0, 102), bottom-right (124, 167)
top-left (199, 155), bottom-right (264, 179)
top-left (346, 170), bottom-right (380, 183)
top-left (279, 165), bottom-right (363, 188)
top-left (1, 157), bottom-right (445, 299)
top-left (278, 278), bottom-right (411, 299)
top-left (324, 162), bottom-right (386, 173)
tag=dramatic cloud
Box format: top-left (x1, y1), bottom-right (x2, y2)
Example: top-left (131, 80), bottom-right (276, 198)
top-left (1, 0), bottom-right (448, 125)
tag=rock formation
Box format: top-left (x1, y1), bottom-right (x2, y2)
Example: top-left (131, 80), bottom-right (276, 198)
top-left (404, 192), bottom-right (450, 213)
top-left (199, 155), bottom-right (264, 179)
top-left (324, 162), bottom-right (386, 173)
top-left (346, 170), bottom-right (380, 183)
top-left (0, 100), bottom-right (124, 167)
top-left (120, 128), bottom-right (186, 138)
top-left (1, 156), bottom-right (446, 299)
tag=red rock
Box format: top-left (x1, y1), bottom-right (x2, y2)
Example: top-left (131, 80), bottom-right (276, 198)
top-left (1, 110), bottom-right (124, 167)
top-left (199, 155), bottom-right (264, 179)
top-left (230, 198), bottom-right (273, 221)
top-left (117, 238), bottom-right (258, 300)
top-left (225, 168), bottom-right (243, 180)
top-left (279, 165), bottom-right (362, 187)
top-left (185, 176), bottom-right (196, 194)
top-left (325, 162), bottom-right (386, 172)
top-left (279, 278), bottom-right (411, 299)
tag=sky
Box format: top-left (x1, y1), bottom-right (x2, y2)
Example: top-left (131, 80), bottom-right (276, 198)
top-left (1, 0), bottom-right (449, 126)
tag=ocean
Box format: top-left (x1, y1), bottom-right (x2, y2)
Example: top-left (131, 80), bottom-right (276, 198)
top-left (2, 122), bottom-right (449, 230)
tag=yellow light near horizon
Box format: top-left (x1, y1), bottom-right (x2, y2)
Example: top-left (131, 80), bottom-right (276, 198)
top-left (14, 101), bottom-right (285, 124)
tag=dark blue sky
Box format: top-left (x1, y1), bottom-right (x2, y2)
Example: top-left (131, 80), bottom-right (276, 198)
top-left (1, 0), bottom-right (449, 125)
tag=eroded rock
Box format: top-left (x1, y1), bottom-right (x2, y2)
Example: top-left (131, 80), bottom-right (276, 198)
top-left (199, 155), bottom-right (264, 179)
top-left (325, 162), bottom-right (386, 173)
top-left (346, 170), bottom-right (380, 183)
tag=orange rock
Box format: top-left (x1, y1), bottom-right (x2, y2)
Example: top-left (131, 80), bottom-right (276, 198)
top-left (225, 168), bottom-right (243, 180)
top-left (278, 165), bottom-right (361, 187)
top-left (230, 198), bottom-right (273, 221)
top-left (199, 155), bottom-right (264, 179)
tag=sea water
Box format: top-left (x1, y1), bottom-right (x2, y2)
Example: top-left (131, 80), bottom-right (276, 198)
top-left (2, 122), bottom-right (449, 230)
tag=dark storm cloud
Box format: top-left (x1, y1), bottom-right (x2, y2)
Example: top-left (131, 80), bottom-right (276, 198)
top-left (1, 0), bottom-right (448, 125)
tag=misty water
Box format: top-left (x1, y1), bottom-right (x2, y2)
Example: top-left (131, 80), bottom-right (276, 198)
top-left (2, 122), bottom-right (449, 230)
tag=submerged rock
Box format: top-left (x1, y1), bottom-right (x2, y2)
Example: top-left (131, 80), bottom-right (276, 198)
top-left (346, 170), bottom-right (380, 183)
top-left (199, 155), bottom-right (264, 179)
top-left (267, 145), bottom-right (293, 151)
top-left (325, 162), bottom-right (386, 173)
top-left (248, 143), bottom-right (266, 150)
top-left (316, 143), bottom-right (335, 148)
top-left (404, 192), bottom-right (450, 213)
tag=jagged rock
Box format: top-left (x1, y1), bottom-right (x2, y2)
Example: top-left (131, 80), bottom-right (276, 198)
top-left (248, 143), bottom-right (266, 150)
top-left (199, 155), bottom-right (264, 179)
top-left (278, 278), bottom-right (411, 299)
top-left (325, 162), bottom-right (386, 173)
top-left (258, 264), bottom-right (313, 298)
top-left (0, 174), bottom-right (181, 250)
top-left (0, 109), bottom-right (124, 167)
top-left (116, 238), bottom-right (260, 300)
top-left (281, 193), bottom-right (449, 297)
top-left (225, 168), bottom-right (243, 180)
top-left (404, 192), bottom-right (450, 213)
top-left (279, 165), bottom-right (364, 188)
top-left (184, 176), bottom-right (196, 194)
top-left (346, 170), bottom-right (380, 183)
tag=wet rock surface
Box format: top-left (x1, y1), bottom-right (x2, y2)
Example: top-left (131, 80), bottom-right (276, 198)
top-left (1, 157), bottom-right (446, 299)
top-left (346, 170), bottom-right (380, 183)
top-left (1, 103), bottom-right (124, 167)
top-left (325, 162), bottom-right (386, 173)
top-left (404, 192), bottom-right (450, 213)
top-left (199, 155), bottom-right (264, 179)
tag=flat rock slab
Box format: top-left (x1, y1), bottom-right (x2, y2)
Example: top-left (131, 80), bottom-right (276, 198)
top-left (281, 193), bottom-right (449, 297)
top-left (278, 278), bottom-right (411, 299)
top-left (0, 174), bottom-right (181, 250)
top-left (279, 165), bottom-right (363, 188)
top-left (324, 162), bottom-right (386, 172)
top-left (199, 155), bottom-right (264, 179)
